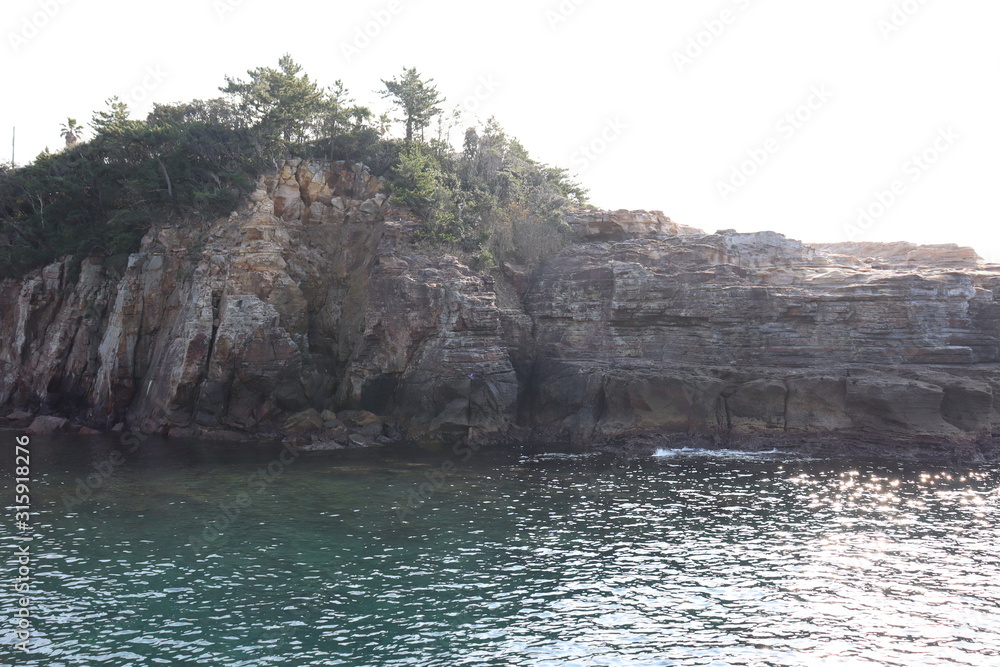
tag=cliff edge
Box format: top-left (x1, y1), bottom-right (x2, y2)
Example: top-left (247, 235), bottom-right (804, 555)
top-left (3, 161), bottom-right (999, 462)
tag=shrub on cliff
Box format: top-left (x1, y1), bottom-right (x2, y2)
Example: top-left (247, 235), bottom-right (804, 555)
top-left (0, 57), bottom-right (586, 280)
top-left (0, 99), bottom-right (267, 279)
top-left (390, 119), bottom-right (587, 269)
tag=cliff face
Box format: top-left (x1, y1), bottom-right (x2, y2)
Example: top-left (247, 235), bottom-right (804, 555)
top-left (3, 161), bottom-right (999, 461)
top-left (0, 160), bottom-right (519, 446)
top-left (526, 230), bottom-right (1000, 460)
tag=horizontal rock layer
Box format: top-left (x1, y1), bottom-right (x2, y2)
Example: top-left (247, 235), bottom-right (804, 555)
top-left (525, 229), bottom-right (1000, 460)
top-left (2, 161), bottom-right (999, 462)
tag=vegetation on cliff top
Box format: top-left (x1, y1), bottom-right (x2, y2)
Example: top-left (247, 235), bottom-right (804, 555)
top-left (0, 56), bottom-right (586, 280)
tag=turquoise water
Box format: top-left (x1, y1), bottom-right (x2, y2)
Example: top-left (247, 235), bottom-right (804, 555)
top-left (2, 434), bottom-right (999, 666)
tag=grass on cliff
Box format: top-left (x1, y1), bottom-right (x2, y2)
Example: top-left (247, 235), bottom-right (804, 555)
top-left (0, 57), bottom-right (587, 281)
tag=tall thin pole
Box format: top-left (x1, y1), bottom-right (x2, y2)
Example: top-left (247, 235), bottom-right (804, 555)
top-left (11, 126), bottom-right (15, 167)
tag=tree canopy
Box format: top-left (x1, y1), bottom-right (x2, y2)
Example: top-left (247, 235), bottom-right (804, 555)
top-left (380, 68), bottom-right (444, 144)
top-left (220, 54), bottom-right (326, 146)
top-left (59, 119), bottom-right (82, 147)
top-left (0, 57), bottom-right (586, 280)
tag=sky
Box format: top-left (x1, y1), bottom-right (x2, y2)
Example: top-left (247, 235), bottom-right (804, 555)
top-left (3, 0), bottom-right (998, 260)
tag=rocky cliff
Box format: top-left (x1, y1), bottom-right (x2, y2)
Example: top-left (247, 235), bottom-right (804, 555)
top-left (3, 160), bottom-right (999, 461)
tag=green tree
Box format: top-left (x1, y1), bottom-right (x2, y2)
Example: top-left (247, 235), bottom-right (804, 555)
top-left (391, 144), bottom-right (447, 215)
top-left (320, 80), bottom-right (373, 160)
top-left (380, 67), bottom-right (444, 143)
top-left (1, 60), bottom-right (588, 281)
top-left (220, 54), bottom-right (325, 147)
top-left (321, 80), bottom-right (355, 136)
top-left (147, 97), bottom-right (242, 129)
top-left (90, 97), bottom-right (132, 136)
top-left (60, 118), bottom-right (83, 147)
top-left (375, 112), bottom-right (393, 137)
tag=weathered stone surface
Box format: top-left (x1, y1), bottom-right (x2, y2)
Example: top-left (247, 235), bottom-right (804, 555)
top-left (331, 252), bottom-right (519, 446)
top-left (283, 409), bottom-right (325, 435)
top-left (337, 410), bottom-right (382, 428)
top-left (845, 376), bottom-right (955, 434)
top-left (0, 159), bottom-right (515, 448)
top-left (2, 160), bottom-right (999, 461)
top-left (26, 415), bottom-right (70, 435)
top-left (785, 376), bottom-right (853, 432)
top-left (813, 242), bottom-right (982, 271)
top-left (564, 209), bottom-right (702, 240)
top-left (728, 379), bottom-right (787, 432)
top-left (298, 439), bottom-right (346, 452)
top-left (524, 228), bottom-right (1000, 460)
top-left (348, 433), bottom-right (376, 447)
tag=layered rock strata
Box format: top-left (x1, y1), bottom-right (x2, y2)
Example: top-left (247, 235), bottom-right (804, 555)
top-left (2, 160), bottom-right (998, 461)
top-left (524, 230), bottom-right (1000, 460)
top-left (0, 160), bottom-right (517, 446)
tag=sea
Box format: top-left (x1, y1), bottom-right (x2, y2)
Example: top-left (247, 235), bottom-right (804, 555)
top-left (2, 433), bottom-right (998, 666)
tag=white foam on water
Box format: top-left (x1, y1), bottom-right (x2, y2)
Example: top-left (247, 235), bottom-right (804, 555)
top-left (652, 447), bottom-right (789, 460)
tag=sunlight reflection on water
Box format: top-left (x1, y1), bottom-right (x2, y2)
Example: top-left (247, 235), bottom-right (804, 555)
top-left (2, 438), bottom-right (999, 666)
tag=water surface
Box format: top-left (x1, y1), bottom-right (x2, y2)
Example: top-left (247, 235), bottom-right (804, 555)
top-left (2, 434), bottom-right (999, 666)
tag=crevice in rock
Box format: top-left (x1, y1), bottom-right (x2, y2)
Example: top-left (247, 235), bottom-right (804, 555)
top-left (783, 379), bottom-right (791, 432)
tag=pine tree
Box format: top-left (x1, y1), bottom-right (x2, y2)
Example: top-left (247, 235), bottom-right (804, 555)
top-left (380, 68), bottom-right (445, 144)
top-left (90, 97), bottom-right (132, 136)
top-left (220, 54), bottom-right (325, 147)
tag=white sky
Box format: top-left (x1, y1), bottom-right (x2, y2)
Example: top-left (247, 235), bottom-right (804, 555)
top-left (3, 0), bottom-right (998, 259)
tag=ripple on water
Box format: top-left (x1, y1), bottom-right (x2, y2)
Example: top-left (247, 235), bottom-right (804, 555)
top-left (2, 444), bottom-right (999, 666)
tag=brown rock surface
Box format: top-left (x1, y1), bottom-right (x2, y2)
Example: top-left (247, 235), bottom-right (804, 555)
top-left (523, 228), bottom-right (1000, 460)
top-left (564, 209), bottom-right (702, 240)
top-left (283, 409), bottom-right (325, 435)
top-left (2, 160), bottom-right (999, 461)
top-left (0, 160), bottom-right (516, 448)
top-left (26, 415), bottom-right (70, 435)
